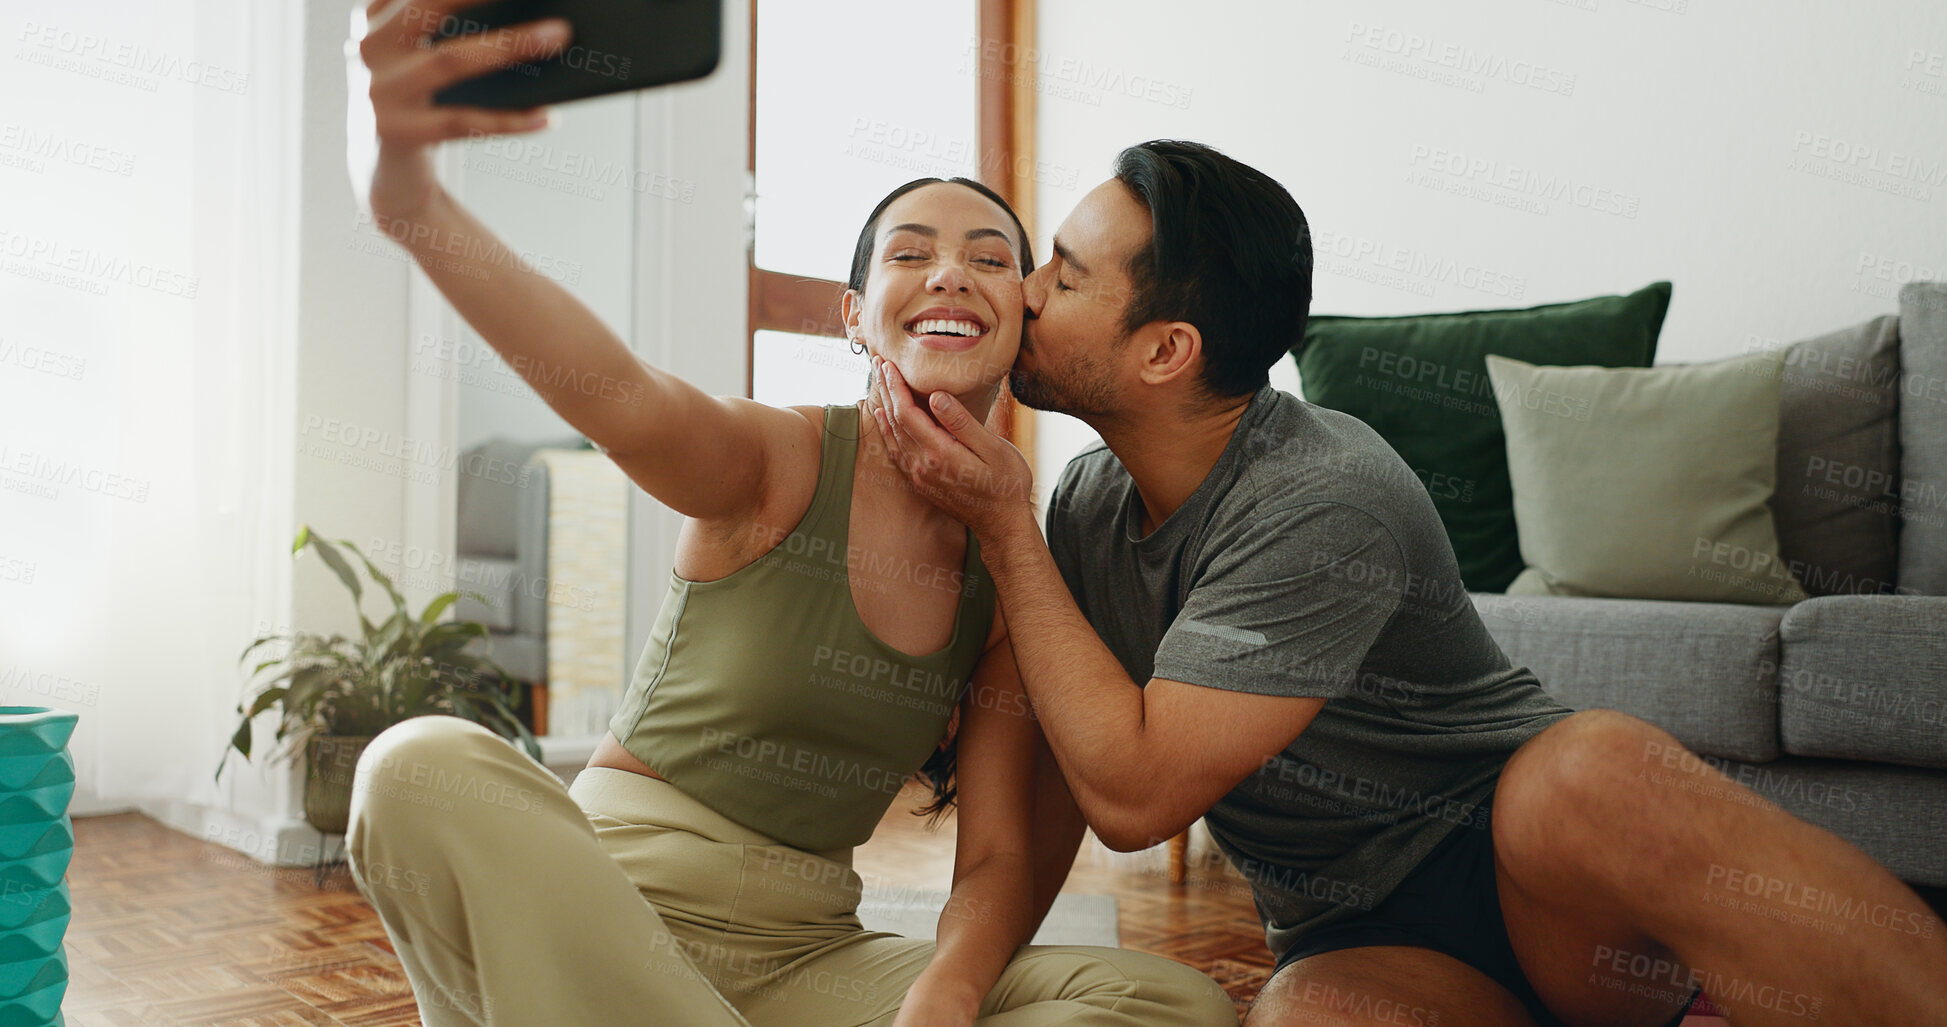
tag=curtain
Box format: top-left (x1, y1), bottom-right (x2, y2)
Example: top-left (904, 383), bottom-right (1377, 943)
top-left (0, 1), bottom-right (297, 814)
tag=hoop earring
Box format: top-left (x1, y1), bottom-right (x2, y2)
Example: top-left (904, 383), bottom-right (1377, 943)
top-left (849, 337), bottom-right (867, 356)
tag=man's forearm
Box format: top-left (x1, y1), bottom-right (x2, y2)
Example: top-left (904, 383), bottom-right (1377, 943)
top-left (980, 509), bottom-right (1153, 831)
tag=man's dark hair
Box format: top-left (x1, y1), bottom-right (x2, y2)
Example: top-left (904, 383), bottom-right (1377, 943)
top-left (1112, 140), bottom-right (1313, 398)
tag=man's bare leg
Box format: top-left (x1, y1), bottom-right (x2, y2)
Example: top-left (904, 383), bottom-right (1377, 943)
top-left (1491, 710), bottom-right (1947, 1025)
top-left (1244, 945), bottom-right (1538, 1027)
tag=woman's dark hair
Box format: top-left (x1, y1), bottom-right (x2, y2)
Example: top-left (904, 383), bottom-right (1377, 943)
top-left (842, 176), bottom-right (1030, 825)
top-left (1111, 140), bottom-right (1313, 398)
top-left (847, 177), bottom-right (1037, 295)
top-left (913, 732), bottom-right (960, 825)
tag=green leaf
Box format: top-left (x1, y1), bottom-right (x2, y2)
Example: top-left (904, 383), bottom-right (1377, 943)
top-left (229, 718), bottom-right (252, 761)
top-left (444, 696), bottom-right (485, 724)
top-left (302, 534), bottom-right (364, 608)
top-left (282, 666), bottom-right (330, 720)
top-left (420, 621), bottom-right (489, 660)
top-left (418, 591), bottom-right (461, 626)
top-left (238, 632), bottom-right (290, 665)
top-left (337, 535), bottom-right (405, 612)
top-left (244, 686), bottom-right (289, 719)
top-left (373, 610), bottom-right (408, 655)
top-left (292, 524), bottom-right (311, 554)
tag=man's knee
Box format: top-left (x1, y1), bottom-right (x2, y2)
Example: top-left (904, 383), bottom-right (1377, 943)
top-left (1501, 711), bottom-right (1669, 827)
top-left (1496, 710), bottom-right (1689, 885)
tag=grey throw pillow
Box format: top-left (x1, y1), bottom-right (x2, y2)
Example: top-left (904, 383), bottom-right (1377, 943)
top-left (1767, 315), bottom-right (1901, 595)
top-left (1487, 352), bottom-right (1809, 605)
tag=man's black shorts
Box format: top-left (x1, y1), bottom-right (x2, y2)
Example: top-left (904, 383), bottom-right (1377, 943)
top-left (1269, 788), bottom-right (1702, 1026)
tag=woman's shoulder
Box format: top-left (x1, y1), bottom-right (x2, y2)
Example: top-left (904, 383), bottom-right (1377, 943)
top-left (683, 401), bottom-right (830, 565)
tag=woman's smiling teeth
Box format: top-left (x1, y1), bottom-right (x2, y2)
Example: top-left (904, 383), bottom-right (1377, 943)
top-left (907, 318), bottom-right (985, 338)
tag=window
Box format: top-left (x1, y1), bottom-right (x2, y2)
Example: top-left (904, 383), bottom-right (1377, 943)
top-left (747, 0), bottom-right (1037, 458)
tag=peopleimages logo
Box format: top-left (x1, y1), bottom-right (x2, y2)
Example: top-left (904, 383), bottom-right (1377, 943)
top-left (1407, 144), bottom-right (1641, 218)
top-left (1786, 130), bottom-right (1946, 202)
top-left (1342, 22), bottom-right (1576, 95)
top-left (961, 38), bottom-right (1194, 110)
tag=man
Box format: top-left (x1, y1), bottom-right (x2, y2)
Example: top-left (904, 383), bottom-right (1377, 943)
top-left (867, 139), bottom-right (1947, 1025)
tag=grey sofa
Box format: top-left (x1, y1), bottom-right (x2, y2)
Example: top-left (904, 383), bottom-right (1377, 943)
top-left (454, 434), bottom-right (587, 685)
top-left (1471, 282), bottom-right (1947, 889)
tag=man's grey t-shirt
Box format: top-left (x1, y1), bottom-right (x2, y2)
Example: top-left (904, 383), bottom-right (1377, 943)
top-left (1045, 384), bottom-right (1573, 958)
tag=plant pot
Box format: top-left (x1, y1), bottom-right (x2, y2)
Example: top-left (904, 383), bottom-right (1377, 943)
top-left (0, 706), bottom-right (77, 1027)
top-left (303, 735), bottom-right (375, 836)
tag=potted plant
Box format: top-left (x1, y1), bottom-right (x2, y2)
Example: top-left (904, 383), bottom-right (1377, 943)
top-left (215, 525), bottom-right (540, 835)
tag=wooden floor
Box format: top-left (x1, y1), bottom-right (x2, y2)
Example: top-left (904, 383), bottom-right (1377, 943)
top-left (63, 783), bottom-right (1277, 1026)
top-left (62, 778), bottom-right (1826, 1024)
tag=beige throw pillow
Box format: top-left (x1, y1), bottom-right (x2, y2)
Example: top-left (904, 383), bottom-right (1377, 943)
top-left (1485, 352), bottom-right (1809, 605)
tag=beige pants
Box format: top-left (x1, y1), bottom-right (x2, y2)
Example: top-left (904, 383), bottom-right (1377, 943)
top-left (345, 716), bottom-right (1238, 1026)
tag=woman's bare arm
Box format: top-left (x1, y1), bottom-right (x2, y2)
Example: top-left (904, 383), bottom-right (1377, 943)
top-left (374, 185), bottom-right (783, 520)
top-left (894, 625), bottom-right (1047, 1025)
top-left (357, 0), bottom-right (784, 522)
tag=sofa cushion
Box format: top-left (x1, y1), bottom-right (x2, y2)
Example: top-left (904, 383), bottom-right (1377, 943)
top-left (1898, 282), bottom-right (1947, 594)
top-left (1294, 282), bottom-right (1671, 592)
top-left (1769, 315), bottom-right (1902, 596)
top-left (1486, 352), bottom-right (1808, 605)
top-left (463, 630), bottom-right (545, 685)
top-left (454, 555), bottom-right (519, 632)
top-left (456, 435), bottom-right (579, 559)
top-left (1777, 595), bottom-right (1947, 769)
top-left (1471, 594), bottom-right (1783, 762)
top-left (457, 438), bottom-right (536, 558)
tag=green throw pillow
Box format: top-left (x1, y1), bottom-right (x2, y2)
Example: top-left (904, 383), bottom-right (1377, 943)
top-left (1485, 352), bottom-right (1808, 605)
top-left (1294, 282), bottom-right (1672, 592)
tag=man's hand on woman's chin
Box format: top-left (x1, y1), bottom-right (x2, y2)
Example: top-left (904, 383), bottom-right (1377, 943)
top-left (867, 356), bottom-right (1037, 541)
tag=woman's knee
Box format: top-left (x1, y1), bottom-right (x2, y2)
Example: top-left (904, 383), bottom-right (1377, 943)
top-left (1027, 947), bottom-right (1236, 1025)
top-left (1126, 951), bottom-right (1237, 1025)
top-left (347, 716), bottom-right (512, 847)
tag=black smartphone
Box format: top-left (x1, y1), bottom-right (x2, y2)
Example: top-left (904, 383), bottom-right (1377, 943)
top-left (427, 0), bottom-right (721, 109)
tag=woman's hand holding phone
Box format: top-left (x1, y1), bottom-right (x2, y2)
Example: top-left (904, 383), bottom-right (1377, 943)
top-left (354, 0), bottom-right (572, 227)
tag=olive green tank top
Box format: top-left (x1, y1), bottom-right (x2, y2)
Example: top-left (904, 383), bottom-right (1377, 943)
top-left (608, 403), bottom-right (998, 851)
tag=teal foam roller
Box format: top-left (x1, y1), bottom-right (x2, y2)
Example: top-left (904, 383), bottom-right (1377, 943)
top-left (0, 881), bottom-right (67, 933)
top-left (0, 708), bottom-right (73, 1027)
top-left (0, 897), bottom-right (69, 964)
top-left (0, 824), bottom-right (71, 892)
top-left (0, 781), bottom-right (76, 828)
top-left (0, 820), bottom-right (71, 864)
top-left (0, 750), bottom-right (72, 794)
top-left (0, 711), bottom-right (76, 759)
top-left (0, 949), bottom-right (66, 1023)
top-left (0, 941), bottom-right (65, 1001)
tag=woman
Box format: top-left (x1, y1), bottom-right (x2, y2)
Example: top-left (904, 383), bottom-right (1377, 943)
top-left (345, 5), bottom-right (1237, 1026)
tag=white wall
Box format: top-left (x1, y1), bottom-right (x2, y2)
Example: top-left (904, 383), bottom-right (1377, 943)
top-left (450, 91), bottom-right (639, 453)
top-left (1030, 0), bottom-right (1947, 479)
top-left (156, 0), bottom-right (751, 865)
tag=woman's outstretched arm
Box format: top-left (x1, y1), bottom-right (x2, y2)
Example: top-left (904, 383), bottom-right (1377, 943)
top-left (356, 0), bottom-right (784, 522)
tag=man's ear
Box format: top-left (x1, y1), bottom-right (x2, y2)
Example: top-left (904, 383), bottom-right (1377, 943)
top-left (1136, 321), bottom-right (1203, 387)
